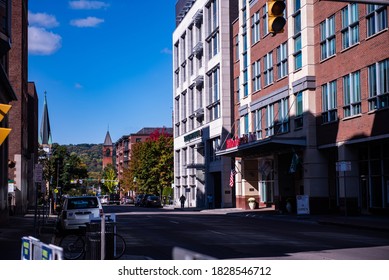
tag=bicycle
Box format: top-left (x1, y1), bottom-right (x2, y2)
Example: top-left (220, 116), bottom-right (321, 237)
top-left (59, 228), bottom-right (126, 260)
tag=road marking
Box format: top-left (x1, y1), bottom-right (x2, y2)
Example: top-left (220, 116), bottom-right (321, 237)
top-left (170, 220), bottom-right (179, 224)
top-left (208, 230), bottom-right (227, 235)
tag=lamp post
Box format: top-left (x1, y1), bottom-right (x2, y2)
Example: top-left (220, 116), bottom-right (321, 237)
top-left (133, 177), bottom-right (137, 198)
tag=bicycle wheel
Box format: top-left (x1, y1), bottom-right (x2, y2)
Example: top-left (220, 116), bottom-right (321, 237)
top-left (59, 234), bottom-right (85, 260)
top-left (112, 233), bottom-right (126, 259)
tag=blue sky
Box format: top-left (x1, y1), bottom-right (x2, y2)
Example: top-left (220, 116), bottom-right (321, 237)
top-left (29, 0), bottom-right (175, 145)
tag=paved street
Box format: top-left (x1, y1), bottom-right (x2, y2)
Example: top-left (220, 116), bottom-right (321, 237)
top-left (102, 205), bottom-right (389, 260)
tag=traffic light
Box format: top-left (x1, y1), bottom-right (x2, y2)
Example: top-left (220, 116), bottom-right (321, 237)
top-left (0, 104), bottom-right (12, 145)
top-left (268, 0), bottom-right (286, 35)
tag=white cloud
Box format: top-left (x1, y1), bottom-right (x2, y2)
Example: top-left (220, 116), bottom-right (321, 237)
top-left (69, 0), bottom-right (110, 10)
top-left (28, 11), bottom-right (59, 28)
top-left (28, 26), bottom-right (62, 55)
top-left (70, 17), bottom-right (104, 27)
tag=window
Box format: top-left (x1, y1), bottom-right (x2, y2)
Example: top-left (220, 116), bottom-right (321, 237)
top-left (262, 4), bottom-right (268, 36)
top-left (254, 109), bottom-right (262, 139)
top-left (265, 104), bottom-right (274, 137)
top-left (207, 67), bottom-right (220, 121)
top-left (251, 12), bottom-right (260, 44)
top-left (242, 53), bottom-right (249, 98)
top-left (235, 77), bottom-right (240, 101)
top-left (234, 35), bottom-right (239, 61)
top-left (368, 59), bottom-right (389, 110)
top-left (208, 32), bottom-right (219, 59)
top-left (341, 4), bottom-right (359, 49)
top-left (210, 137), bottom-right (221, 162)
top-left (366, 4), bottom-right (388, 37)
top-left (240, 114), bottom-right (249, 137)
top-left (343, 71), bottom-right (361, 117)
top-left (277, 43), bottom-right (288, 79)
top-left (293, 0), bottom-right (302, 70)
top-left (276, 98), bottom-right (289, 134)
top-left (322, 80), bottom-right (338, 123)
top-left (264, 52), bottom-right (273, 86)
top-left (252, 59), bottom-right (261, 92)
top-left (295, 92), bottom-right (303, 129)
top-left (320, 15), bottom-right (336, 60)
top-left (207, 0), bottom-right (219, 34)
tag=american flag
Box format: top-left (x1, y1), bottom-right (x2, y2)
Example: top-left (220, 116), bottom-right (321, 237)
top-left (229, 169), bottom-right (237, 188)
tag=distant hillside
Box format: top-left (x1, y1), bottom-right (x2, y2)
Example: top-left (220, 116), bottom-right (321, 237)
top-left (65, 144), bottom-right (103, 173)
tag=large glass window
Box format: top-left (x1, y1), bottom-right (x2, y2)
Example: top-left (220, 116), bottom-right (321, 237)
top-left (295, 92), bottom-right (303, 129)
top-left (252, 59), bottom-right (261, 92)
top-left (320, 15), bottom-right (336, 60)
top-left (276, 98), bottom-right (289, 134)
top-left (207, 67), bottom-right (220, 121)
top-left (341, 4), bottom-right (359, 49)
top-left (322, 80), bottom-right (338, 123)
top-left (368, 59), bottom-right (389, 110)
top-left (254, 109), bottom-right (262, 139)
top-left (343, 71), bottom-right (361, 117)
top-left (251, 12), bottom-right (260, 44)
top-left (367, 4), bottom-right (388, 37)
top-left (277, 42), bottom-right (288, 79)
top-left (264, 52), bottom-right (273, 86)
top-left (265, 104), bottom-right (274, 137)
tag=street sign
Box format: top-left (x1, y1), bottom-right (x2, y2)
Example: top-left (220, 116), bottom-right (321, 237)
top-left (336, 161), bottom-right (351, 172)
top-left (34, 164), bottom-right (43, 183)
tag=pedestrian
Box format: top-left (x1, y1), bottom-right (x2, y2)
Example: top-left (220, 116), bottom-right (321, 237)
top-left (207, 194), bottom-right (213, 209)
top-left (179, 195), bottom-right (186, 208)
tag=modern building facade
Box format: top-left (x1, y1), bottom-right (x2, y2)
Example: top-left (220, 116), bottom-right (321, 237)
top-left (215, 0), bottom-right (389, 215)
top-left (173, 0), bottom-right (238, 208)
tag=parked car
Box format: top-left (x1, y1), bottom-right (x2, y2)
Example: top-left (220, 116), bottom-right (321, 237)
top-left (145, 195), bottom-right (162, 208)
top-left (121, 196), bottom-right (134, 204)
top-left (59, 196), bottom-right (103, 231)
top-left (99, 195), bottom-right (109, 205)
top-left (109, 193), bottom-right (120, 205)
top-left (135, 194), bottom-right (145, 206)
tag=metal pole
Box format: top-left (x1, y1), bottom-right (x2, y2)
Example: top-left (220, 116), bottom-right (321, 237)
top-left (101, 214), bottom-right (105, 260)
top-left (344, 170), bottom-right (348, 217)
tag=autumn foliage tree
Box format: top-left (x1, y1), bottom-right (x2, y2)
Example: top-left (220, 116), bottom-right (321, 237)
top-left (123, 129), bottom-right (173, 196)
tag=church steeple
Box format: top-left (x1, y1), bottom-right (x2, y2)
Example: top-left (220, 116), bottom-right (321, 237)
top-left (102, 130), bottom-right (113, 169)
top-left (40, 92), bottom-right (52, 151)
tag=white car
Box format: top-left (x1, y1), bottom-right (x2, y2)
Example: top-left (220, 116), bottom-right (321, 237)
top-left (59, 196), bottom-right (103, 231)
top-left (99, 195), bottom-right (109, 205)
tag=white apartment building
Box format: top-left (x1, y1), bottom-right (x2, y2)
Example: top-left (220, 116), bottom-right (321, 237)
top-left (172, 0), bottom-right (238, 208)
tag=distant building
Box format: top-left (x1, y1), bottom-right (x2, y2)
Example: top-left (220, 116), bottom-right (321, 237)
top-left (102, 130), bottom-right (113, 169)
top-left (115, 127), bottom-right (173, 183)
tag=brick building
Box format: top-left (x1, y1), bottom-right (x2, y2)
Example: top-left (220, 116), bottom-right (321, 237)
top-left (0, 0), bottom-right (17, 223)
top-left (215, 0), bottom-right (389, 215)
top-left (8, 0), bottom-right (38, 215)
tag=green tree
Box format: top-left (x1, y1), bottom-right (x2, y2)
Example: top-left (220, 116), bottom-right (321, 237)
top-left (102, 164), bottom-right (117, 193)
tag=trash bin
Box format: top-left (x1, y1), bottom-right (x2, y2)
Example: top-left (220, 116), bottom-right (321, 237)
top-left (85, 221), bottom-right (114, 260)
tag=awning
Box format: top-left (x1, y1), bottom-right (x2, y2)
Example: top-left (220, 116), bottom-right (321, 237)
top-left (216, 136), bottom-right (306, 158)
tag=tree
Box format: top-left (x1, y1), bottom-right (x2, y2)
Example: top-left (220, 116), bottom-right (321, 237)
top-left (102, 164), bottom-right (117, 193)
top-left (126, 130), bottom-right (173, 196)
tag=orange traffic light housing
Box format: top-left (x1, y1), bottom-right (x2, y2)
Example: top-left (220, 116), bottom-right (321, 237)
top-left (0, 104), bottom-right (12, 145)
top-left (268, 0), bottom-right (286, 35)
